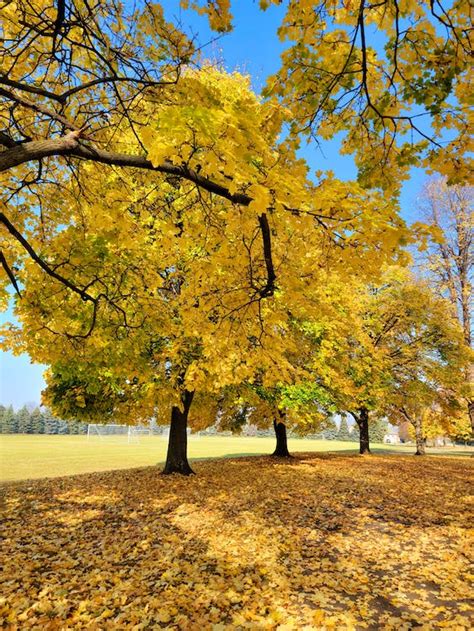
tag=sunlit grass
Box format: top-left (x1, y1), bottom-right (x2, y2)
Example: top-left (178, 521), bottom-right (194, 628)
top-left (1, 434), bottom-right (470, 482)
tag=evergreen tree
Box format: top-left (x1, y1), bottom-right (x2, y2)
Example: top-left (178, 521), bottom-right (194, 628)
top-left (370, 417), bottom-right (389, 443)
top-left (338, 416), bottom-right (353, 441)
top-left (30, 407), bottom-right (45, 434)
top-left (43, 409), bottom-right (59, 434)
top-left (3, 406), bottom-right (17, 433)
top-left (322, 418), bottom-right (338, 440)
top-left (57, 419), bottom-right (70, 434)
top-left (16, 406), bottom-right (32, 434)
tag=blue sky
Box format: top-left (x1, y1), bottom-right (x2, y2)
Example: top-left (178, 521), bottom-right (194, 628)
top-left (1, 1), bottom-right (427, 408)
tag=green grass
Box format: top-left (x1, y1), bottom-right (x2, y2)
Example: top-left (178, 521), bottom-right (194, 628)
top-left (1, 434), bottom-right (471, 482)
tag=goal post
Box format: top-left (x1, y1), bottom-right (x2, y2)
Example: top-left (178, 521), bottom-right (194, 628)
top-left (127, 426), bottom-right (152, 444)
top-left (87, 423), bottom-right (151, 444)
top-left (86, 423), bottom-right (200, 442)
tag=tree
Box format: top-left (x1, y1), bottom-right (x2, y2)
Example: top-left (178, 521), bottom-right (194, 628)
top-left (337, 416), bottom-right (353, 442)
top-left (16, 405), bottom-right (32, 433)
top-left (42, 408), bottom-right (59, 434)
top-left (303, 267), bottom-right (471, 455)
top-left (30, 407), bottom-right (44, 434)
top-left (218, 385), bottom-right (287, 455)
top-left (0, 404), bottom-right (6, 433)
top-left (418, 177), bottom-right (473, 431)
top-left (3, 0), bottom-right (449, 317)
top-left (0, 405), bottom-right (16, 433)
top-left (378, 282), bottom-right (472, 455)
top-left (398, 421), bottom-right (411, 444)
top-left (196, 0), bottom-right (473, 189)
top-left (0, 2), bottom-right (277, 304)
top-left (322, 419), bottom-right (338, 441)
top-left (3, 61), bottom-right (411, 474)
top-left (369, 417), bottom-right (388, 444)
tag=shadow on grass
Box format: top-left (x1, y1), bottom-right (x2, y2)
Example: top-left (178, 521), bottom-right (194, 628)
top-left (2, 451), bottom-right (473, 629)
top-left (189, 446), bottom-right (474, 463)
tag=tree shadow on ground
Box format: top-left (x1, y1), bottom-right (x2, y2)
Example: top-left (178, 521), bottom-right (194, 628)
top-left (2, 453), bottom-right (472, 628)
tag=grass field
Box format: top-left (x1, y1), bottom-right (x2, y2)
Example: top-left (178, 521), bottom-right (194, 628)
top-left (1, 434), bottom-right (471, 482)
top-left (2, 453), bottom-right (473, 628)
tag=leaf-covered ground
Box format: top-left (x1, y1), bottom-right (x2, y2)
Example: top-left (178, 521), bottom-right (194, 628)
top-left (1, 454), bottom-right (473, 629)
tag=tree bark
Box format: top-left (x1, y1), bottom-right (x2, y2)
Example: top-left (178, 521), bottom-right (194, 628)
top-left (467, 364), bottom-right (474, 433)
top-left (162, 390), bottom-right (195, 475)
top-left (413, 417), bottom-right (426, 456)
top-left (272, 411), bottom-right (291, 457)
top-left (468, 398), bottom-right (474, 434)
top-left (357, 407), bottom-right (371, 455)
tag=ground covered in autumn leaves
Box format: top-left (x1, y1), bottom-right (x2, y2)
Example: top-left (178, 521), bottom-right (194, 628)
top-left (1, 454), bottom-right (473, 630)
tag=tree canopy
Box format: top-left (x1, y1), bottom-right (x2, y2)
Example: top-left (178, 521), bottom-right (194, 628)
top-left (1, 0), bottom-right (472, 471)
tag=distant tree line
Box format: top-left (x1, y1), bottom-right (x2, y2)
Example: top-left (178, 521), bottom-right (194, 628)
top-left (312, 418), bottom-right (388, 442)
top-left (0, 405), bottom-right (87, 434)
top-left (245, 416), bottom-right (389, 443)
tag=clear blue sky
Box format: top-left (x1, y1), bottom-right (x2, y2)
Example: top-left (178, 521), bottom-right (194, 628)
top-left (0, 1), bottom-right (426, 409)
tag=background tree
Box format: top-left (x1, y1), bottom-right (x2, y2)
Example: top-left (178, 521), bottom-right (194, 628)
top-left (337, 416), bottom-right (353, 442)
top-left (381, 290), bottom-right (471, 455)
top-left (398, 421), bottom-right (411, 444)
top-left (304, 267), bottom-right (471, 454)
top-left (0, 405), bottom-right (16, 433)
top-left (368, 417), bottom-right (389, 444)
top-left (29, 407), bottom-right (44, 434)
top-left (322, 420), bottom-right (338, 441)
top-left (16, 405), bottom-right (32, 434)
top-left (418, 177), bottom-right (473, 431)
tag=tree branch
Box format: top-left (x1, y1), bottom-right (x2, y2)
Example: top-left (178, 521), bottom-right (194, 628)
top-left (258, 213), bottom-right (277, 298)
top-left (0, 131), bottom-right (83, 171)
top-left (0, 250), bottom-right (21, 296)
top-left (0, 210), bottom-right (95, 303)
top-left (0, 136), bottom-right (280, 303)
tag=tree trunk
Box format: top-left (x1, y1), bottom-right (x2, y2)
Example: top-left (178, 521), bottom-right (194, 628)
top-left (468, 399), bottom-right (474, 434)
top-left (413, 417), bottom-right (426, 456)
top-left (272, 411), bottom-right (291, 457)
top-left (162, 390), bottom-right (195, 475)
top-left (467, 364), bottom-right (474, 433)
top-left (358, 407), bottom-right (371, 455)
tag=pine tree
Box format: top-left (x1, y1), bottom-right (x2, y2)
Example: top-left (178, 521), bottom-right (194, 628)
top-left (3, 406), bottom-right (17, 433)
top-left (43, 409), bottom-right (59, 434)
top-left (338, 416), bottom-right (353, 441)
top-left (370, 417), bottom-right (389, 443)
top-left (57, 419), bottom-right (69, 434)
top-left (323, 418), bottom-right (338, 440)
top-left (30, 407), bottom-right (44, 434)
top-left (16, 406), bottom-right (31, 434)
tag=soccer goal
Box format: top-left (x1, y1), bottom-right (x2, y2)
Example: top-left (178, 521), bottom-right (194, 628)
top-left (87, 424), bottom-right (151, 444)
top-left (128, 426), bottom-right (152, 444)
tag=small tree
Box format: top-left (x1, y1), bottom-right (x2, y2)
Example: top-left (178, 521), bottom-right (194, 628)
top-left (337, 416), bottom-right (353, 442)
top-left (418, 178), bottom-right (473, 432)
top-left (370, 417), bottom-right (388, 443)
top-left (16, 406), bottom-right (32, 434)
top-left (3, 406), bottom-right (18, 433)
top-left (323, 420), bottom-right (339, 441)
top-left (30, 407), bottom-right (45, 434)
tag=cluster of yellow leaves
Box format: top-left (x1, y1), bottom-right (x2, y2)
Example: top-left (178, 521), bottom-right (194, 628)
top-left (194, 1), bottom-right (472, 189)
top-left (1, 67), bottom-right (414, 423)
top-left (1, 454), bottom-right (473, 629)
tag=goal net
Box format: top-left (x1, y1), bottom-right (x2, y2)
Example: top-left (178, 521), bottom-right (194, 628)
top-left (87, 424), bottom-right (152, 444)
